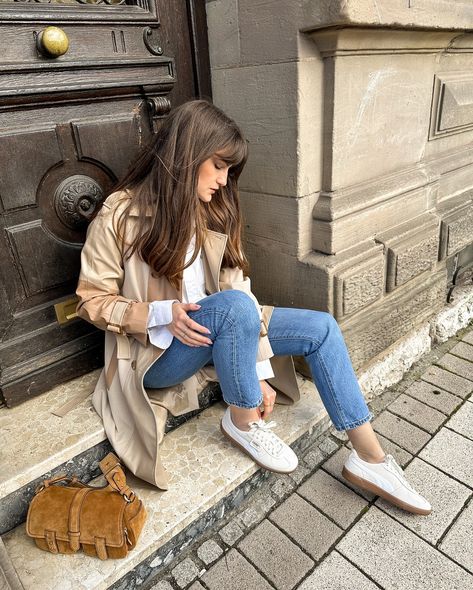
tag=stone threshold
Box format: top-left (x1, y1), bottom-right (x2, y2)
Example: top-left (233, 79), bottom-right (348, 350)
top-left (1, 376), bottom-right (326, 590)
top-left (0, 370), bottom-right (221, 534)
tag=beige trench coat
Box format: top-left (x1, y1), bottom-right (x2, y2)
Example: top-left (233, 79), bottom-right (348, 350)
top-left (76, 191), bottom-right (301, 489)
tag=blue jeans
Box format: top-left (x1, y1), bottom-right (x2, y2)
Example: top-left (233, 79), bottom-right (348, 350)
top-left (143, 290), bottom-right (373, 431)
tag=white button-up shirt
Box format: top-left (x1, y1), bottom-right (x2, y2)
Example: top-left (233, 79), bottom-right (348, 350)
top-left (147, 236), bottom-right (274, 380)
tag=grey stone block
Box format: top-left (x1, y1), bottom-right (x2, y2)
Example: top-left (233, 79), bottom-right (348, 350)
top-left (200, 548), bottom-right (273, 590)
top-left (270, 475), bottom-right (296, 499)
top-left (269, 493), bottom-right (343, 560)
top-left (440, 499), bottom-right (473, 573)
top-left (239, 519), bottom-right (314, 589)
top-left (171, 558), bottom-right (200, 589)
top-left (445, 400), bottom-right (473, 441)
top-left (298, 550), bottom-right (379, 590)
top-left (404, 380), bottom-right (462, 415)
top-left (421, 365), bottom-right (473, 398)
top-left (337, 508), bottom-right (473, 589)
top-left (189, 583), bottom-right (206, 590)
top-left (450, 341), bottom-right (473, 362)
top-left (436, 353), bottom-right (473, 382)
top-left (149, 581), bottom-right (174, 590)
top-left (218, 520), bottom-right (244, 546)
top-left (376, 458), bottom-right (471, 544)
top-left (237, 491), bottom-right (276, 529)
top-left (288, 463), bottom-right (311, 485)
top-left (322, 446), bottom-right (375, 500)
top-left (420, 427), bottom-right (473, 487)
top-left (197, 540), bottom-right (223, 566)
top-left (372, 411), bottom-right (431, 454)
top-left (388, 394), bottom-right (445, 434)
top-left (318, 438), bottom-right (339, 456)
top-left (462, 330), bottom-right (473, 346)
top-left (298, 470), bottom-right (368, 529)
top-left (302, 447), bottom-right (326, 469)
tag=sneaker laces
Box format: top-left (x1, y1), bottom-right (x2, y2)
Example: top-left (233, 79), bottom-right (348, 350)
top-left (384, 455), bottom-right (416, 492)
top-left (247, 419), bottom-right (284, 456)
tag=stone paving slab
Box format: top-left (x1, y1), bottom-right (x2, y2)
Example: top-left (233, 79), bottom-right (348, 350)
top-left (445, 400), bottom-right (473, 441)
top-left (238, 519), bottom-right (314, 590)
top-left (462, 331), bottom-right (473, 346)
top-left (297, 550), bottom-right (379, 590)
top-left (420, 427), bottom-right (473, 488)
top-left (200, 549), bottom-right (274, 590)
top-left (404, 380), bottom-right (462, 415)
top-left (450, 341), bottom-right (473, 362)
top-left (337, 507), bottom-right (473, 589)
top-left (439, 499), bottom-right (473, 574)
top-left (375, 458), bottom-right (471, 544)
top-left (372, 411), bottom-right (431, 454)
top-left (298, 470), bottom-right (368, 529)
top-left (268, 493), bottom-right (343, 561)
top-left (436, 353), bottom-right (473, 382)
top-left (387, 394), bottom-right (445, 434)
top-left (321, 446), bottom-right (375, 501)
top-left (420, 365), bottom-right (473, 398)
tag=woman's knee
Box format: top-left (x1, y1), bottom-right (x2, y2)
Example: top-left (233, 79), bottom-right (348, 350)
top-left (215, 289), bottom-right (260, 331)
top-left (305, 310), bottom-right (342, 346)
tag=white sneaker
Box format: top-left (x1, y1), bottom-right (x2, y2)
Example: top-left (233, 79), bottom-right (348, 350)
top-left (220, 407), bottom-right (298, 474)
top-left (342, 449), bottom-right (431, 515)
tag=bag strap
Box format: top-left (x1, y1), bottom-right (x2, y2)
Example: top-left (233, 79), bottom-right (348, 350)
top-left (35, 475), bottom-right (81, 494)
top-left (99, 453), bottom-right (135, 502)
top-left (68, 487), bottom-right (92, 551)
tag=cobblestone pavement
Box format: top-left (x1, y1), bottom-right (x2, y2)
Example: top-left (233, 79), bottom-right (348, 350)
top-left (147, 323), bottom-right (473, 590)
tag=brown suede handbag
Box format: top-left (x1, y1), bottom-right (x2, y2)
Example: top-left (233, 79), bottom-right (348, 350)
top-left (26, 453), bottom-right (147, 560)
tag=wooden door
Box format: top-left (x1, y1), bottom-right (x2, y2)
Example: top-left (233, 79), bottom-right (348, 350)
top-left (0, 0), bottom-right (211, 407)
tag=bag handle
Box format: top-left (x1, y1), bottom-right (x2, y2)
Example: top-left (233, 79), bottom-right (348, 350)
top-left (35, 474), bottom-right (81, 494)
top-left (99, 452), bottom-right (135, 502)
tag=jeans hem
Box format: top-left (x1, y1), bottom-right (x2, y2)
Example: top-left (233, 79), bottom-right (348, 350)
top-left (223, 396), bottom-right (263, 409)
top-left (333, 411), bottom-right (374, 432)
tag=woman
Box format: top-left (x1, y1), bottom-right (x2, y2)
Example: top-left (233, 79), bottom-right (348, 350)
top-left (77, 100), bottom-right (431, 515)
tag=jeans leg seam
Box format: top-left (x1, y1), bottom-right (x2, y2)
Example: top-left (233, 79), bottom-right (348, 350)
top-left (318, 350), bottom-right (349, 429)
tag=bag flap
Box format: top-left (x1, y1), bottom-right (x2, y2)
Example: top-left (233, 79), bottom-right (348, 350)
top-left (27, 487), bottom-right (127, 547)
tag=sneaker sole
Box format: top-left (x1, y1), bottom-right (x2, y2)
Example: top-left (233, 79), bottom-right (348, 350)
top-left (219, 422), bottom-right (297, 474)
top-left (342, 466), bottom-right (432, 516)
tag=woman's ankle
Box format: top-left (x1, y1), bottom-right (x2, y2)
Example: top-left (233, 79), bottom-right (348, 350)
top-left (230, 406), bottom-right (260, 431)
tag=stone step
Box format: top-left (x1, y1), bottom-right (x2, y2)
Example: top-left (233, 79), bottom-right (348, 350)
top-left (1, 376), bottom-right (327, 590)
top-left (0, 370), bottom-right (221, 535)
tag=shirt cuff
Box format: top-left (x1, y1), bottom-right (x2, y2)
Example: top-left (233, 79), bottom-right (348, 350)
top-left (256, 359), bottom-right (275, 380)
top-left (147, 300), bottom-right (178, 350)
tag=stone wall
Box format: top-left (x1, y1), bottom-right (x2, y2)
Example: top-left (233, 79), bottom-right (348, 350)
top-left (205, 0), bottom-right (473, 370)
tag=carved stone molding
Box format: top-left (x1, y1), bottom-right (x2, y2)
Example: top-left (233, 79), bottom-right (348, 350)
top-left (54, 175), bottom-right (104, 230)
top-left (430, 72), bottom-right (473, 140)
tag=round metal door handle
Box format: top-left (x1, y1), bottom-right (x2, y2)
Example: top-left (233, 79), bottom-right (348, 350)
top-left (37, 26), bottom-right (69, 58)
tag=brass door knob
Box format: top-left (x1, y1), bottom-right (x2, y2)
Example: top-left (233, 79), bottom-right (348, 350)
top-left (37, 26), bottom-right (69, 58)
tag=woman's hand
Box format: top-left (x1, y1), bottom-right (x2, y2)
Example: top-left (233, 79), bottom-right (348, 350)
top-left (169, 302), bottom-right (213, 347)
top-left (259, 380), bottom-right (276, 419)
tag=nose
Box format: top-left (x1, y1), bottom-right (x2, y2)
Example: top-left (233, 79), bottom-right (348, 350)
top-left (217, 168), bottom-right (229, 187)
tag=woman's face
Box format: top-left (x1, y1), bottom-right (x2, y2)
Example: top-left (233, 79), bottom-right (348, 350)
top-left (197, 154), bottom-right (231, 202)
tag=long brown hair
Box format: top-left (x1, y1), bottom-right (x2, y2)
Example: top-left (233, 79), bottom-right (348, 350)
top-left (113, 100), bottom-right (249, 289)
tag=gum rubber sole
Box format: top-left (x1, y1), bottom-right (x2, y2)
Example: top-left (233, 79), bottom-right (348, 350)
top-left (219, 422), bottom-right (298, 475)
top-left (342, 466), bottom-right (432, 516)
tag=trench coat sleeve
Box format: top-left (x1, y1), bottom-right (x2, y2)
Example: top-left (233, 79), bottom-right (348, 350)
top-left (76, 204), bottom-right (149, 345)
top-left (219, 267), bottom-right (274, 362)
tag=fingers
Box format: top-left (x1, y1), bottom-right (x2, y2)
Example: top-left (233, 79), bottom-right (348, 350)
top-left (171, 303), bottom-right (212, 347)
